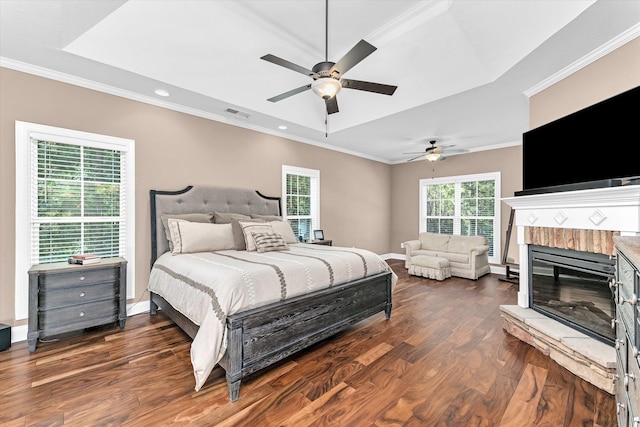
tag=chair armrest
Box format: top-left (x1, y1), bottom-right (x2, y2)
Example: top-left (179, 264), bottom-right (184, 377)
top-left (469, 244), bottom-right (490, 268)
top-left (404, 240), bottom-right (421, 269)
top-left (471, 245), bottom-right (490, 256)
top-left (404, 240), bottom-right (421, 252)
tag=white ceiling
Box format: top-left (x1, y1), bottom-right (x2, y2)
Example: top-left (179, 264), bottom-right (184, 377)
top-left (1, 1), bottom-right (639, 164)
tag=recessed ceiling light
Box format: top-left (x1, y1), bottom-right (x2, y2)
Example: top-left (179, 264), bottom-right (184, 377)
top-left (154, 89), bottom-right (170, 97)
top-left (278, 125), bottom-right (288, 130)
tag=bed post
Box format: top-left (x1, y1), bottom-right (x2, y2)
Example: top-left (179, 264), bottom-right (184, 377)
top-left (149, 293), bottom-right (158, 315)
top-left (385, 275), bottom-right (393, 320)
top-left (225, 318), bottom-right (244, 402)
top-left (149, 189), bottom-right (159, 270)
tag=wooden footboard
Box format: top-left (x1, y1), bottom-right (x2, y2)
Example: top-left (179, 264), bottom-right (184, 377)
top-left (151, 271), bottom-right (392, 401)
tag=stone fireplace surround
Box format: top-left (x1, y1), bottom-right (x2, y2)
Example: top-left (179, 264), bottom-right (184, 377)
top-left (502, 184), bottom-right (640, 393)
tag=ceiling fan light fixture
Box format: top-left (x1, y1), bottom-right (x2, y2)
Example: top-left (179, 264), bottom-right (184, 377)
top-left (425, 152), bottom-right (441, 162)
top-left (311, 77), bottom-right (341, 99)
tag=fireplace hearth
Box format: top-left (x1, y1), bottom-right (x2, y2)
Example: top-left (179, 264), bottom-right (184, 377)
top-left (528, 245), bottom-right (615, 345)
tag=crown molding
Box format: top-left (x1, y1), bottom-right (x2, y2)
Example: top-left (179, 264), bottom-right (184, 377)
top-left (524, 23), bottom-right (640, 98)
top-left (1, 57), bottom-right (393, 164)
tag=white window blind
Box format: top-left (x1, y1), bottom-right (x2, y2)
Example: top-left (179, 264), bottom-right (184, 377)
top-left (31, 139), bottom-right (127, 264)
top-left (282, 165), bottom-right (320, 242)
top-left (420, 172), bottom-right (501, 264)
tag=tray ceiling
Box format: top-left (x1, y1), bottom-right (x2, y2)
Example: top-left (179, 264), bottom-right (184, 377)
top-left (1, 0), bottom-right (639, 163)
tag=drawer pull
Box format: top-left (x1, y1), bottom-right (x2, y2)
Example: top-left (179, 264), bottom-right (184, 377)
top-left (79, 276), bottom-right (85, 281)
top-left (633, 416), bottom-right (639, 427)
top-left (624, 372), bottom-right (636, 386)
top-left (609, 279), bottom-right (619, 290)
top-left (633, 346), bottom-right (639, 359)
top-left (79, 292), bottom-right (85, 298)
top-left (611, 319), bottom-right (617, 330)
top-left (79, 311), bottom-right (85, 317)
top-left (615, 338), bottom-right (624, 350)
top-left (617, 402), bottom-right (626, 414)
top-left (619, 293), bottom-right (638, 305)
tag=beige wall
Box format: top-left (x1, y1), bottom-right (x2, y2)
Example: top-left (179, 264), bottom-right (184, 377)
top-left (0, 68), bottom-right (391, 326)
top-left (389, 145), bottom-right (523, 262)
top-left (530, 37), bottom-right (640, 128)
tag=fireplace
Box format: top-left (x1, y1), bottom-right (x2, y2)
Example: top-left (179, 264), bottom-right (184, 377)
top-left (528, 245), bottom-right (615, 345)
top-left (501, 184), bottom-right (640, 392)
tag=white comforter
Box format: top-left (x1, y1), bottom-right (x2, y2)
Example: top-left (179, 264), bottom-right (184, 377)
top-left (147, 243), bottom-right (397, 391)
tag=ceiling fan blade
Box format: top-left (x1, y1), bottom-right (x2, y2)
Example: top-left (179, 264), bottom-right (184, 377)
top-left (330, 40), bottom-right (377, 76)
top-left (441, 148), bottom-right (470, 155)
top-left (326, 96), bottom-right (339, 115)
top-left (403, 146), bottom-right (439, 155)
top-left (267, 84), bottom-right (312, 103)
top-left (261, 54), bottom-right (317, 77)
top-left (341, 79), bottom-right (397, 96)
top-left (406, 154), bottom-right (426, 162)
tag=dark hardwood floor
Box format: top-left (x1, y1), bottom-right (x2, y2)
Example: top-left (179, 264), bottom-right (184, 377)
top-left (0, 259), bottom-right (617, 426)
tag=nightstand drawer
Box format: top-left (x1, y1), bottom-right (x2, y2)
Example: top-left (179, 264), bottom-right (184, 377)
top-left (40, 267), bottom-right (120, 290)
top-left (39, 300), bottom-right (118, 330)
top-left (39, 283), bottom-right (118, 309)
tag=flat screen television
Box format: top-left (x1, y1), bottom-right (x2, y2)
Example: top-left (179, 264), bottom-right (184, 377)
top-left (517, 85), bottom-right (640, 196)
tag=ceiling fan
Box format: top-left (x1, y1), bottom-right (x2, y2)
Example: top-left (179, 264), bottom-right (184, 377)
top-left (260, 0), bottom-right (397, 115)
top-left (403, 140), bottom-right (470, 162)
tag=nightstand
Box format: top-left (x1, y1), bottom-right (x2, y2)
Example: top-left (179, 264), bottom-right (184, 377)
top-left (310, 240), bottom-right (332, 246)
top-left (27, 257), bottom-right (127, 352)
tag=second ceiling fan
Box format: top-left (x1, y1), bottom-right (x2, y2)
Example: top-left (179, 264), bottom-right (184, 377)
top-left (261, 0), bottom-right (397, 115)
top-left (404, 140), bottom-right (470, 162)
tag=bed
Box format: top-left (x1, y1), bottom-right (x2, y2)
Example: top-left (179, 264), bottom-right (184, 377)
top-left (147, 185), bottom-right (396, 401)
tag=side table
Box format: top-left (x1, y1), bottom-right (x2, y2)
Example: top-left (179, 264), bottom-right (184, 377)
top-left (27, 257), bottom-right (127, 352)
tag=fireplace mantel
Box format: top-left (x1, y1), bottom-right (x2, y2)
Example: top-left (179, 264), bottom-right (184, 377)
top-left (503, 185), bottom-right (640, 235)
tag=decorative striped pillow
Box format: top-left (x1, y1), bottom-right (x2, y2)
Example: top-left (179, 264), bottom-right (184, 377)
top-left (251, 232), bottom-right (289, 253)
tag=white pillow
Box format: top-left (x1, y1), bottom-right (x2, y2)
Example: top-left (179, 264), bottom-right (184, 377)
top-left (269, 220), bottom-right (298, 244)
top-left (238, 221), bottom-right (274, 251)
top-left (168, 219), bottom-right (235, 254)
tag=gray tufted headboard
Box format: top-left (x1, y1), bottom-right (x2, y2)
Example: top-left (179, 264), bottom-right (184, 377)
top-left (149, 185), bottom-right (281, 268)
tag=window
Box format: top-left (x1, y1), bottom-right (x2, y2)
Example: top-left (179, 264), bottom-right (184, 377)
top-left (15, 121), bottom-right (135, 319)
top-left (282, 166), bottom-right (319, 242)
top-left (420, 172), bottom-right (501, 264)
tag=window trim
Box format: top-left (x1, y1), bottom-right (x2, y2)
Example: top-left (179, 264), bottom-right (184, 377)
top-left (419, 172), bottom-right (501, 264)
top-left (281, 165), bottom-right (320, 240)
top-left (15, 121), bottom-right (135, 320)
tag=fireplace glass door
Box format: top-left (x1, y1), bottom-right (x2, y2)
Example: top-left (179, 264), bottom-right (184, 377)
top-left (528, 245), bottom-right (616, 345)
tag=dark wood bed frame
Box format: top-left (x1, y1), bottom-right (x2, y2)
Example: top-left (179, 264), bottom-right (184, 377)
top-left (148, 185), bottom-right (393, 402)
